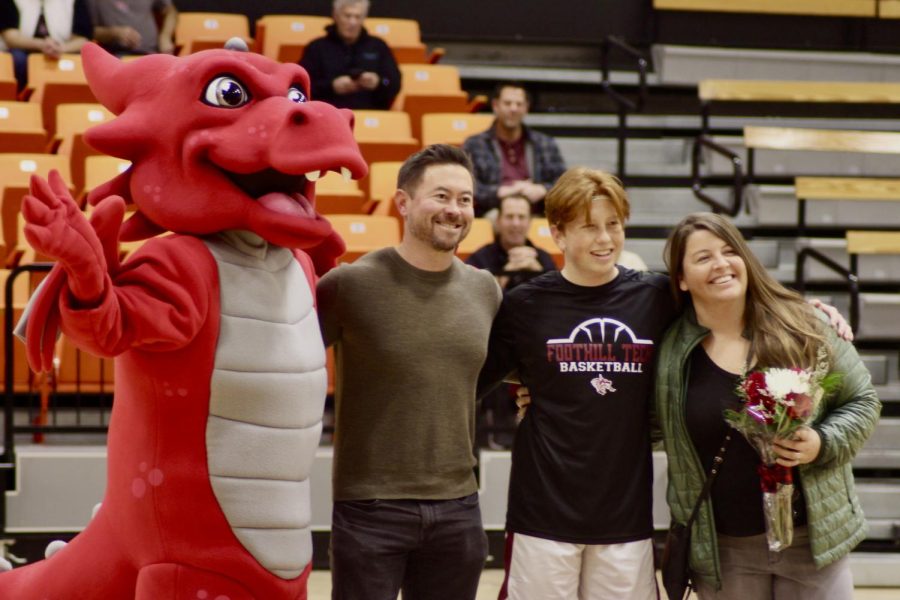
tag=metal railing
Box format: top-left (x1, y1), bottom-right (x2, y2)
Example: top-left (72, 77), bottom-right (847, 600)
top-left (794, 248), bottom-right (861, 333)
top-left (2, 263), bottom-right (112, 534)
top-left (690, 135), bottom-right (746, 216)
top-left (600, 35), bottom-right (649, 180)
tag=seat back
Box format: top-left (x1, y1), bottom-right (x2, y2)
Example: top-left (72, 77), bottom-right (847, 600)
top-left (0, 154), bottom-right (71, 257)
top-left (365, 17), bottom-right (427, 63)
top-left (421, 113), bottom-right (493, 147)
top-left (528, 217), bottom-right (562, 266)
top-left (315, 170), bottom-right (367, 214)
top-left (352, 110), bottom-right (419, 164)
top-left (256, 14), bottom-right (331, 63)
top-left (175, 12), bottom-right (251, 55)
top-left (0, 102), bottom-right (47, 153)
top-left (54, 103), bottom-right (115, 193)
top-left (327, 214), bottom-right (401, 262)
top-left (456, 217), bottom-right (494, 259)
top-left (0, 52), bottom-right (16, 100)
top-left (83, 155), bottom-right (131, 204)
top-left (367, 161), bottom-right (402, 217)
top-left (25, 54), bottom-right (95, 136)
top-left (394, 65), bottom-right (469, 139)
top-left (353, 110), bottom-right (414, 143)
top-left (398, 64), bottom-right (463, 97)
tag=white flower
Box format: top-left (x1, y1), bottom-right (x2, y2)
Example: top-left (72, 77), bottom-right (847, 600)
top-left (764, 368), bottom-right (811, 400)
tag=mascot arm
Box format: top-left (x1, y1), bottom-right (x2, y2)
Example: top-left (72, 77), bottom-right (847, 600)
top-left (22, 171), bottom-right (109, 304)
top-left (58, 235), bottom-right (213, 357)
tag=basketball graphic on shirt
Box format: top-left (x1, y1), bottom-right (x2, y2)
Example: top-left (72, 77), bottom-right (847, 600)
top-left (545, 317), bottom-right (654, 384)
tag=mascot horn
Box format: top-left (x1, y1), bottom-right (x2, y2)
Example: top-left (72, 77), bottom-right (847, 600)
top-left (1, 41), bottom-right (366, 599)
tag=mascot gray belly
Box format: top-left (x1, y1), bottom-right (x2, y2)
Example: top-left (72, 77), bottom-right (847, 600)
top-left (205, 233), bottom-right (326, 579)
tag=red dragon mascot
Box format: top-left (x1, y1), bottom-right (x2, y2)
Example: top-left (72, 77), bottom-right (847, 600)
top-left (0, 40), bottom-right (367, 599)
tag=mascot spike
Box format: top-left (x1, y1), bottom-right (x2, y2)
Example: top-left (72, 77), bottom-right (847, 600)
top-left (80, 43), bottom-right (129, 114)
top-left (224, 36), bottom-right (249, 52)
top-left (82, 42), bottom-right (175, 115)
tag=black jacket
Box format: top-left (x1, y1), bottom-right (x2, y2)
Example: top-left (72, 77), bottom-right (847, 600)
top-left (299, 24), bottom-right (401, 110)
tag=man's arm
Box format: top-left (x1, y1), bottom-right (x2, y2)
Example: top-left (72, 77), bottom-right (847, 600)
top-left (299, 41), bottom-right (336, 102)
top-left (369, 39), bottom-right (401, 109)
top-left (476, 299), bottom-right (520, 400)
top-left (65, 0), bottom-right (93, 52)
top-left (156, 2), bottom-right (177, 54)
top-left (1, 27), bottom-right (45, 51)
top-left (316, 269), bottom-right (342, 348)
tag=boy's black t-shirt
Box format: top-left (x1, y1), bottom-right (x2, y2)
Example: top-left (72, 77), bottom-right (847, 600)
top-left (479, 268), bottom-right (678, 544)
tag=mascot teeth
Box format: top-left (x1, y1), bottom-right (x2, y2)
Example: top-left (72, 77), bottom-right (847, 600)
top-left (305, 170), bottom-right (321, 181)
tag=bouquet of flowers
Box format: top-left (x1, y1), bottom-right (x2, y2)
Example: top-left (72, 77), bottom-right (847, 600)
top-left (724, 349), bottom-right (839, 552)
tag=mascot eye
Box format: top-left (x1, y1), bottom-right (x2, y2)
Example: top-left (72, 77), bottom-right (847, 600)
top-left (203, 76), bottom-right (250, 108)
top-left (287, 86), bottom-right (307, 103)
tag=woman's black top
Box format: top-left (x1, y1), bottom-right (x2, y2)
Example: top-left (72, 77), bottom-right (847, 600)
top-left (685, 345), bottom-right (806, 536)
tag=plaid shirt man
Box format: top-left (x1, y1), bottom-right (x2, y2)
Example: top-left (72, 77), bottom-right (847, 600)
top-left (463, 122), bottom-right (566, 217)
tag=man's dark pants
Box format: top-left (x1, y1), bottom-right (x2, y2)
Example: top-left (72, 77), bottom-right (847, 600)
top-left (330, 492), bottom-right (488, 599)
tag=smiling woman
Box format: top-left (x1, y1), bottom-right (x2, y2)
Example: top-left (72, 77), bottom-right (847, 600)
top-left (655, 212), bottom-right (881, 600)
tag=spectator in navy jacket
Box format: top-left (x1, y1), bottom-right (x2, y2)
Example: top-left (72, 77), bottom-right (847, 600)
top-left (300, 0), bottom-right (401, 110)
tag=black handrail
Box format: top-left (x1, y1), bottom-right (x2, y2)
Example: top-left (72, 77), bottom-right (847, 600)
top-left (600, 35), bottom-right (649, 180)
top-left (794, 247), bottom-right (860, 332)
top-left (3, 263), bottom-right (53, 536)
top-left (3, 264), bottom-right (54, 465)
top-left (691, 135), bottom-right (745, 216)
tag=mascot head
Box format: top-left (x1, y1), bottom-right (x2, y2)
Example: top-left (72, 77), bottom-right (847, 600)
top-left (81, 42), bottom-right (367, 253)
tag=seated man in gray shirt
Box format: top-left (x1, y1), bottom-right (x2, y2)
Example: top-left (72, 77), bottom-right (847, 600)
top-left (89, 0), bottom-right (177, 55)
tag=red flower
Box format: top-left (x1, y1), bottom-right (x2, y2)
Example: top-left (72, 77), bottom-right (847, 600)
top-left (742, 371), bottom-right (768, 403)
top-left (788, 393), bottom-right (813, 420)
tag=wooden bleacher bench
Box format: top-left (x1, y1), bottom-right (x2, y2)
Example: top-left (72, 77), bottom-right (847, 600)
top-left (698, 80), bottom-right (900, 135)
top-left (743, 126), bottom-right (900, 155)
top-left (741, 126), bottom-right (900, 192)
top-left (794, 177), bottom-right (900, 234)
top-left (882, 0), bottom-right (900, 18)
top-left (700, 80), bottom-right (900, 104)
top-left (846, 230), bottom-right (900, 255)
top-left (653, 0), bottom-right (876, 18)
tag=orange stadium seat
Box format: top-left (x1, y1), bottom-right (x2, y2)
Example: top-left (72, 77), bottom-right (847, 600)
top-left (0, 52), bottom-right (18, 100)
top-left (82, 155), bottom-right (131, 203)
top-left (315, 170), bottom-right (368, 214)
top-left (52, 103), bottom-right (115, 195)
top-left (0, 154), bottom-right (70, 265)
top-left (367, 161), bottom-right (402, 217)
top-left (352, 110), bottom-right (420, 165)
top-left (24, 54), bottom-right (95, 137)
top-left (528, 217), bottom-right (562, 267)
top-left (327, 214), bottom-right (401, 263)
top-left (255, 14), bottom-right (331, 63)
top-left (456, 217), bottom-right (494, 260)
top-left (364, 17), bottom-right (444, 64)
top-left (0, 101), bottom-right (47, 153)
top-left (394, 65), bottom-right (486, 141)
top-left (420, 112), bottom-right (494, 148)
top-left (175, 12), bottom-right (251, 55)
